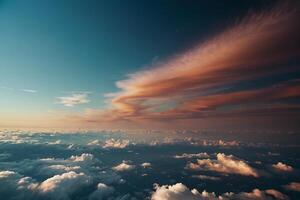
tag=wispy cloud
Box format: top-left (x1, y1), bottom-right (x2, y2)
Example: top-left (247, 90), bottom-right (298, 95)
top-left (72, 2), bottom-right (300, 124)
top-left (20, 89), bottom-right (37, 93)
top-left (57, 93), bottom-right (90, 107)
top-left (0, 86), bottom-right (37, 93)
top-left (283, 182), bottom-right (300, 192)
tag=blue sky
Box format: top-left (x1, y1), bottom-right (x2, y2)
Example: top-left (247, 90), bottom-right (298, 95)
top-left (0, 0), bottom-right (264, 112)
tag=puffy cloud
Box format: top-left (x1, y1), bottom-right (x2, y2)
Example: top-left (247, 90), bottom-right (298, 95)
top-left (141, 162), bottom-right (151, 168)
top-left (272, 162), bottom-right (293, 172)
top-left (57, 93), bottom-right (90, 107)
top-left (69, 153), bottom-right (94, 162)
top-left (103, 139), bottom-right (130, 149)
top-left (283, 182), bottom-right (300, 192)
top-left (151, 183), bottom-right (205, 200)
top-left (17, 176), bottom-right (39, 190)
top-left (36, 171), bottom-right (90, 199)
top-left (113, 161), bottom-right (135, 172)
top-left (151, 183), bottom-right (289, 200)
top-left (174, 153), bottom-right (209, 159)
top-left (0, 132), bottom-right (39, 144)
top-left (89, 183), bottom-right (115, 200)
top-left (0, 170), bottom-right (16, 178)
top-left (187, 153), bottom-right (259, 177)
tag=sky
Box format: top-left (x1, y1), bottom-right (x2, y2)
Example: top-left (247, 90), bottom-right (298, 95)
top-left (0, 0), bottom-right (299, 130)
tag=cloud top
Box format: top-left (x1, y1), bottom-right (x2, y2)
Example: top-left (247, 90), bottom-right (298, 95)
top-left (151, 183), bottom-right (289, 200)
top-left (187, 153), bottom-right (259, 177)
top-left (272, 162), bottom-right (293, 172)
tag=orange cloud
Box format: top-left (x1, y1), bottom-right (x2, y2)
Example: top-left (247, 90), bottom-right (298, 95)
top-left (88, 2), bottom-right (300, 123)
top-left (46, 2), bottom-right (299, 129)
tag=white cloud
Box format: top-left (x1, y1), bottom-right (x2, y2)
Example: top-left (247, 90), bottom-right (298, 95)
top-left (174, 153), bottom-right (209, 159)
top-left (103, 138), bottom-right (130, 149)
top-left (69, 153), bottom-right (94, 162)
top-left (0, 170), bottom-right (16, 178)
top-left (272, 162), bottom-right (293, 172)
top-left (151, 183), bottom-right (289, 200)
top-left (47, 164), bottom-right (81, 172)
top-left (191, 175), bottom-right (221, 181)
top-left (151, 183), bottom-right (206, 200)
top-left (48, 140), bottom-right (62, 145)
top-left (39, 157), bottom-right (56, 161)
top-left (87, 139), bottom-right (103, 146)
top-left (89, 183), bottom-right (115, 200)
top-left (283, 182), bottom-right (300, 192)
top-left (141, 162), bottom-right (151, 168)
top-left (113, 161), bottom-right (135, 172)
top-left (57, 93), bottom-right (90, 107)
top-left (17, 176), bottom-right (39, 190)
top-left (0, 171), bottom-right (90, 200)
top-left (36, 171), bottom-right (90, 199)
top-left (40, 154), bottom-right (95, 163)
top-left (0, 86), bottom-right (37, 93)
top-left (21, 89), bottom-right (37, 93)
top-left (186, 153), bottom-right (259, 177)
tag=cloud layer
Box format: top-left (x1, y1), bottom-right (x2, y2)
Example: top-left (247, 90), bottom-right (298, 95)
top-left (151, 183), bottom-right (289, 200)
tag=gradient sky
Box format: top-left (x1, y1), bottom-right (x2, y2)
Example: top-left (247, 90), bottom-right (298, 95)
top-left (0, 0), bottom-right (299, 130)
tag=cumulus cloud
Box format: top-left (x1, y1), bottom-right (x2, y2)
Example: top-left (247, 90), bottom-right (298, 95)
top-left (113, 161), bottom-right (135, 172)
top-left (272, 162), bottom-right (293, 172)
top-left (103, 138), bottom-right (130, 149)
top-left (141, 162), bottom-right (151, 168)
top-left (35, 171), bottom-right (90, 199)
top-left (0, 170), bottom-right (16, 178)
top-left (283, 182), bottom-right (300, 192)
top-left (151, 183), bottom-right (205, 200)
top-left (0, 170), bottom-right (89, 200)
top-left (187, 153), bottom-right (259, 177)
top-left (89, 183), bottom-right (115, 200)
top-left (57, 93), bottom-right (90, 107)
top-left (69, 153), bottom-right (94, 162)
top-left (174, 153), bottom-right (209, 159)
top-left (151, 183), bottom-right (289, 200)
